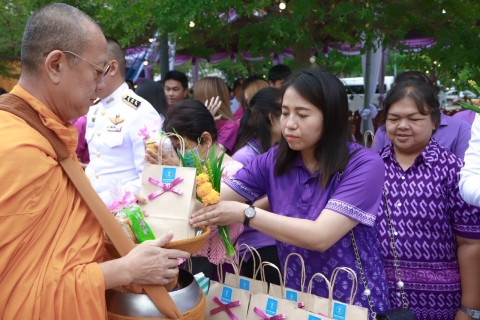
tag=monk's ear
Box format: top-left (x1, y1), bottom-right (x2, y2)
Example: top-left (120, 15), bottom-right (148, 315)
top-left (44, 50), bottom-right (65, 84)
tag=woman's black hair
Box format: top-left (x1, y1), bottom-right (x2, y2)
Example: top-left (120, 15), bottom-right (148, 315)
top-left (163, 99), bottom-right (218, 143)
top-left (234, 87), bottom-right (282, 153)
top-left (382, 79), bottom-right (441, 128)
top-left (275, 68), bottom-right (351, 189)
top-left (135, 80), bottom-right (168, 117)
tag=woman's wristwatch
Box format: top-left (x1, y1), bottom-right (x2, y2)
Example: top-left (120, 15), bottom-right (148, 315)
top-left (243, 205), bottom-right (256, 226)
top-left (460, 305), bottom-right (480, 319)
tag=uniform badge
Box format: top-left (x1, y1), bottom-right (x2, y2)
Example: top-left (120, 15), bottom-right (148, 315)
top-left (107, 125), bottom-right (122, 132)
top-left (122, 94), bottom-right (141, 110)
top-left (109, 114), bottom-right (124, 125)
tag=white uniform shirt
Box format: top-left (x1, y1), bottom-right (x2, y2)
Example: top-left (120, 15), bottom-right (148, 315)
top-left (85, 82), bottom-right (162, 206)
top-left (460, 113), bottom-right (480, 206)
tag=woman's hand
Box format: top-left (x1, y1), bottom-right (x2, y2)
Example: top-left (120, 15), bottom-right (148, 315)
top-left (145, 145), bottom-right (180, 166)
top-left (205, 96), bottom-right (222, 121)
top-left (190, 201), bottom-right (247, 227)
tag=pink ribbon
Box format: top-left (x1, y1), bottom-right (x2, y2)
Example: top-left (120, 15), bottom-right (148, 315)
top-left (108, 191), bottom-right (136, 211)
top-left (148, 177), bottom-right (184, 200)
top-left (210, 296), bottom-right (241, 320)
top-left (298, 302), bottom-right (305, 309)
top-left (253, 307), bottom-right (286, 320)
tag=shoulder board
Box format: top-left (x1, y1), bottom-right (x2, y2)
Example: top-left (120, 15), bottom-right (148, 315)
top-left (122, 94), bottom-right (142, 110)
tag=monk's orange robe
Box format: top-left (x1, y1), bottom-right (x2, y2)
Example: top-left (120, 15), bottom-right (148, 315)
top-left (0, 85), bottom-right (106, 319)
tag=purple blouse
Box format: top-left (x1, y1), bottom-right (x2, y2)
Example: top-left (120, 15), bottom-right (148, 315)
top-left (71, 116), bottom-right (89, 164)
top-left (452, 109), bottom-right (476, 125)
top-left (373, 113), bottom-right (471, 159)
top-left (225, 144), bottom-right (390, 313)
top-left (217, 119), bottom-right (238, 154)
top-left (378, 139), bottom-right (480, 319)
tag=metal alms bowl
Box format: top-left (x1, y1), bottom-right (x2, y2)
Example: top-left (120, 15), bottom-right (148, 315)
top-left (105, 268), bottom-right (202, 317)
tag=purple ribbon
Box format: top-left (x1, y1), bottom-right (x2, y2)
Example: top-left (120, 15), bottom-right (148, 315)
top-left (108, 191), bottom-right (136, 211)
top-left (210, 296), bottom-right (241, 320)
top-left (148, 177), bottom-right (184, 200)
top-left (298, 302), bottom-right (305, 309)
top-left (253, 307), bottom-right (286, 320)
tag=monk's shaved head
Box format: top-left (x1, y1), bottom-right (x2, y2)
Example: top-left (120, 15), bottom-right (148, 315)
top-left (21, 3), bottom-right (100, 76)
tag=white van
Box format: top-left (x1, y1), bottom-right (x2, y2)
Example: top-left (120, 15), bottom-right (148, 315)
top-left (340, 76), bottom-right (394, 111)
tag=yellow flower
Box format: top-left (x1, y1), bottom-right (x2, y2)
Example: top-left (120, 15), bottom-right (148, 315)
top-left (197, 182), bottom-right (213, 198)
top-left (202, 189), bottom-right (220, 206)
top-left (196, 173), bottom-right (210, 187)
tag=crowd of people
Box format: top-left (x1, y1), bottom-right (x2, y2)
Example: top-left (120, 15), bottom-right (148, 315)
top-left (1, 3), bottom-right (480, 320)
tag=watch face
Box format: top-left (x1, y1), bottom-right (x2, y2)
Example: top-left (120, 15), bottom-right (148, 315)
top-left (245, 206), bottom-right (255, 218)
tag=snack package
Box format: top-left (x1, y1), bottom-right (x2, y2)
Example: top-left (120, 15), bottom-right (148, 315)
top-left (108, 181), bottom-right (155, 243)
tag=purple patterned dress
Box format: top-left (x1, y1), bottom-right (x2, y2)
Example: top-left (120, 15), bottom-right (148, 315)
top-left (225, 143), bottom-right (390, 315)
top-left (378, 139), bottom-right (480, 319)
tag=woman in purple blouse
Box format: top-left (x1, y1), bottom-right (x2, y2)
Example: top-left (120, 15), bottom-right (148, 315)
top-left (378, 80), bottom-right (480, 319)
top-left (191, 68), bottom-right (390, 315)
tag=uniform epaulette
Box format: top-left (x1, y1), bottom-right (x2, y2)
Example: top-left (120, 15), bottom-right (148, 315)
top-left (122, 94), bottom-right (142, 110)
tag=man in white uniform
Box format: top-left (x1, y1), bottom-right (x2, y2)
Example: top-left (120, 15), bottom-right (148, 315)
top-left (85, 37), bottom-right (162, 206)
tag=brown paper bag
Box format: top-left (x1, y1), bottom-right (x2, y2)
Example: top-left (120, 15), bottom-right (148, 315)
top-left (329, 267), bottom-right (368, 320)
top-left (139, 134), bottom-right (197, 241)
top-left (225, 243), bottom-right (265, 294)
top-left (269, 252), bottom-right (307, 307)
top-left (303, 273), bottom-right (332, 318)
top-left (205, 258), bottom-right (250, 320)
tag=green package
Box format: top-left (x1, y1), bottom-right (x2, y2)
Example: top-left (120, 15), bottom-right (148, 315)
top-left (122, 205), bottom-right (156, 243)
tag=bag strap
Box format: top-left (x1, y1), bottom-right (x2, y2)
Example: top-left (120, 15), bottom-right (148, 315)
top-left (0, 94), bottom-right (182, 319)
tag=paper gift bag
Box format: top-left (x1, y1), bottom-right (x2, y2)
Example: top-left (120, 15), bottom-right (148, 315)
top-left (139, 134), bottom-right (197, 241)
top-left (225, 244), bottom-right (265, 294)
top-left (269, 252), bottom-right (308, 306)
top-left (205, 258), bottom-right (250, 320)
top-left (303, 273), bottom-right (332, 318)
top-left (329, 267), bottom-right (368, 320)
top-left (246, 262), bottom-right (301, 320)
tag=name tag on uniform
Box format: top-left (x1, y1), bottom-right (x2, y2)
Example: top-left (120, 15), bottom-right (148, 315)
top-left (107, 125), bottom-right (122, 132)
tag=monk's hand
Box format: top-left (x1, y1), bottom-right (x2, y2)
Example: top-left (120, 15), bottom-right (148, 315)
top-left (145, 147), bottom-right (160, 164)
top-left (123, 231), bottom-right (190, 285)
top-left (190, 201), bottom-right (247, 228)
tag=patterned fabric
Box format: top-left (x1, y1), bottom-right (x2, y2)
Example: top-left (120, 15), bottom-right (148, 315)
top-left (195, 160), bottom-right (244, 264)
top-left (225, 144), bottom-right (391, 315)
top-left (378, 139), bottom-right (480, 320)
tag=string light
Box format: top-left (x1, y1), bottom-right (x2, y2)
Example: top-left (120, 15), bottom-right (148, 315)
top-left (189, 21), bottom-right (195, 28)
top-left (149, 38), bottom-right (153, 43)
top-left (143, 61), bottom-right (148, 65)
top-left (279, 1), bottom-right (286, 10)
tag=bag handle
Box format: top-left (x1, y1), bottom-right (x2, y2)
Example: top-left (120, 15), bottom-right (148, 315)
top-left (330, 267), bottom-right (358, 305)
top-left (217, 257), bottom-right (241, 284)
top-left (0, 94), bottom-right (182, 319)
top-left (363, 130), bottom-right (375, 148)
top-left (283, 252), bottom-right (306, 293)
top-left (237, 243), bottom-right (262, 283)
top-left (306, 273), bottom-right (332, 315)
top-left (260, 262), bottom-right (284, 295)
top-left (158, 132), bottom-right (186, 165)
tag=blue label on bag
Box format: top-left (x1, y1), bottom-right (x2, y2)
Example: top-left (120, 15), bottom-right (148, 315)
top-left (332, 301), bottom-right (347, 320)
top-left (221, 286), bottom-right (233, 303)
top-left (308, 315), bottom-right (322, 320)
top-left (285, 289), bottom-right (298, 302)
top-left (162, 167), bottom-right (176, 183)
top-left (239, 278), bottom-right (250, 291)
top-left (265, 298), bottom-right (278, 316)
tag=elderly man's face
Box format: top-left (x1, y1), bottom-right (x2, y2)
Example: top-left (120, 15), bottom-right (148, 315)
top-left (58, 25), bottom-right (108, 121)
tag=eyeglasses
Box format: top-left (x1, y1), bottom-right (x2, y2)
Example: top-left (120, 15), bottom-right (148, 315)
top-left (62, 51), bottom-right (110, 80)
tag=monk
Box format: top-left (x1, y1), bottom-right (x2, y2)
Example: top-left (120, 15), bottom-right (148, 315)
top-left (0, 4), bottom-right (190, 319)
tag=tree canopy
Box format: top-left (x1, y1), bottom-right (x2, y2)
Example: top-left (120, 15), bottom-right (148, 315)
top-left (1, 0), bottom-right (480, 87)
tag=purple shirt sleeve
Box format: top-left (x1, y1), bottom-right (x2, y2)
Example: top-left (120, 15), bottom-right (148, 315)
top-left (217, 119), bottom-right (239, 154)
top-left (232, 144), bottom-right (257, 166)
top-left (71, 116), bottom-right (89, 164)
top-left (325, 147), bottom-right (385, 227)
top-left (224, 147), bottom-right (275, 202)
top-left (450, 117), bottom-right (471, 159)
